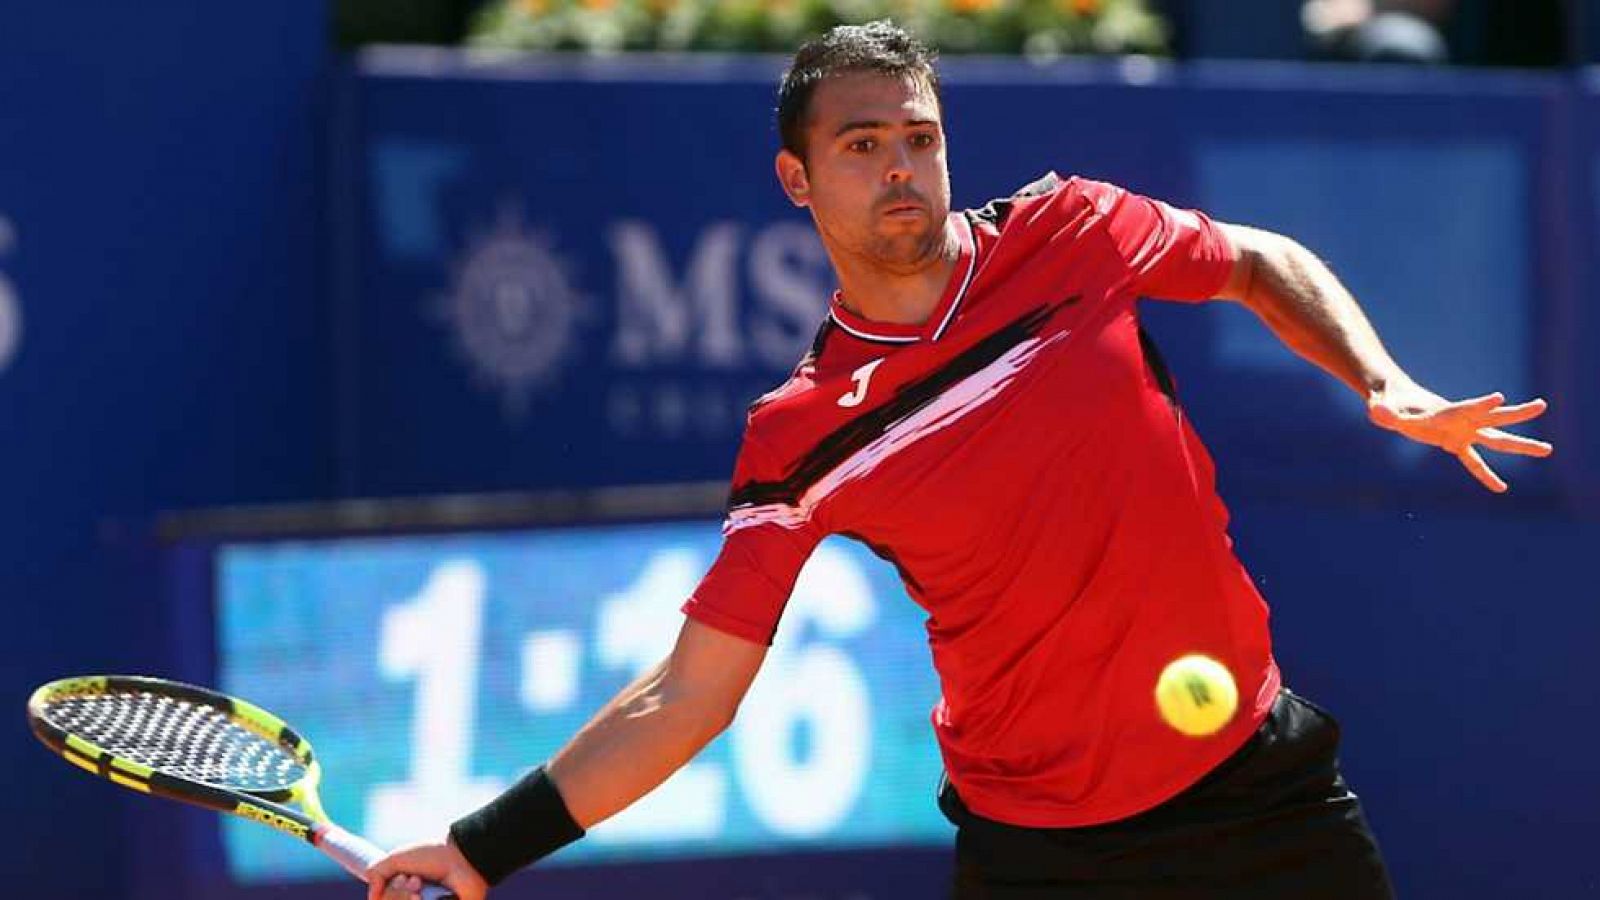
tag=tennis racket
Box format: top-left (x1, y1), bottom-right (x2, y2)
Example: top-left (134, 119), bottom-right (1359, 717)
top-left (27, 674), bottom-right (455, 899)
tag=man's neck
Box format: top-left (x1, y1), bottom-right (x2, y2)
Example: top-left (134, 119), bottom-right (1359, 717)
top-left (832, 218), bottom-right (960, 326)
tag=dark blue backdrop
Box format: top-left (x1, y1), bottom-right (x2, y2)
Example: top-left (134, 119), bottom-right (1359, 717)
top-left (0, 5), bottom-right (331, 897)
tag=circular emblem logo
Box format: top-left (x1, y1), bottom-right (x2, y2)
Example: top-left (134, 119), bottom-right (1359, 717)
top-left (441, 216), bottom-right (586, 417)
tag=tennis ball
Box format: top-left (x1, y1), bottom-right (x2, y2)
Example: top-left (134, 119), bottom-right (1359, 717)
top-left (1155, 654), bottom-right (1238, 737)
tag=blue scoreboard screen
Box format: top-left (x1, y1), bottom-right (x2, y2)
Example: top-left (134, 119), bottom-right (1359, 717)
top-left (211, 521), bottom-right (952, 883)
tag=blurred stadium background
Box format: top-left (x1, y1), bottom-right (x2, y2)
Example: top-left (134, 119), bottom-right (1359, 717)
top-left (4, 1), bottom-right (1598, 897)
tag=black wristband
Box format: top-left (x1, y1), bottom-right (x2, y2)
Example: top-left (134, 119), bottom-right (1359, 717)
top-left (448, 765), bottom-right (585, 885)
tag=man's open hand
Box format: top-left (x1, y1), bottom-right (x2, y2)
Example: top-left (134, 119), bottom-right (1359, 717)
top-left (1366, 381), bottom-right (1553, 492)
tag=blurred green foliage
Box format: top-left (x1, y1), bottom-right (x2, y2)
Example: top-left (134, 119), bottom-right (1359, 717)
top-left (465, 0), bottom-right (1167, 56)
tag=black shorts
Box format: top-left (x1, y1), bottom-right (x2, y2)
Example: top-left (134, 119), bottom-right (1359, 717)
top-left (939, 690), bottom-right (1395, 900)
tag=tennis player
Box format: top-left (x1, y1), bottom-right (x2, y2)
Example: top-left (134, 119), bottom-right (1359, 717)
top-left (370, 21), bottom-right (1552, 900)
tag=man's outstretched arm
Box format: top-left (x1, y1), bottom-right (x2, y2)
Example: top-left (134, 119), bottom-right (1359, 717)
top-left (366, 618), bottom-right (767, 900)
top-left (1212, 223), bottom-right (1553, 492)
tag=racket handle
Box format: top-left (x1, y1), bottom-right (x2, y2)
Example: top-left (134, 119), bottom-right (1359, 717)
top-left (317, 824), bottom-right (458, 900)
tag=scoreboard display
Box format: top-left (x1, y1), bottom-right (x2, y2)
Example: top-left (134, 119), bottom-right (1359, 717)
top-left (210, 520), bottom-right (952, 884)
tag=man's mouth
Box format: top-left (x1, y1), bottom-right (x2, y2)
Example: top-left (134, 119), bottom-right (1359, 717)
top-left (882, 202), bottom-right (925, 217)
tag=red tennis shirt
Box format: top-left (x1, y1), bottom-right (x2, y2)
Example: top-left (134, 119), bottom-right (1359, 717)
top-left (682, 173), bottom-right (1282, 828)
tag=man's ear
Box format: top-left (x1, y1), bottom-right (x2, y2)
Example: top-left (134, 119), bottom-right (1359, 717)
top-left (775, 149), bottom-right (811, 208)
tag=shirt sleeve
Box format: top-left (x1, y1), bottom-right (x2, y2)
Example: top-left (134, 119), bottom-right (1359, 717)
top-left (681, 432), bottom-right (826, 645)
top-left (1077, 178), bottom-right (1238, 303)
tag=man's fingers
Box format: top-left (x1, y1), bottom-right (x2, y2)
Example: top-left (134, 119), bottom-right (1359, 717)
top-left (1451, 391), bottom-right (1505, 413)
top-left (365, 858), bottom-right (414, 900)
top-left (381, 874), bottom-right (423, 900)
top-left (1374, 391), bottom-right (1553, 483)
top-left (1374, 392), bottom-right (1517, 430)
top-left (1476, 428), bottom-right (1554, 457)
top-left (1458, 446), bottom-right (1507, 493)
top-left (1485, 398), bottom-right (1548, 427)
top-left (366, 860), bottom-right (395, 900)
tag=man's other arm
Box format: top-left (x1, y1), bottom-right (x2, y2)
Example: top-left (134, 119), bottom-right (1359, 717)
top-left (1211, 223), bottom-right (1552, 492)
top-left (366, 618), bottom-right (767, 900)
top-left (548, 618), bottom-right (766, 824)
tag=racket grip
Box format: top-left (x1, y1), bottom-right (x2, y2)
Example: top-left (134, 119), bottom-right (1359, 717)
top-left (317, 824), bottom-right (458, 900)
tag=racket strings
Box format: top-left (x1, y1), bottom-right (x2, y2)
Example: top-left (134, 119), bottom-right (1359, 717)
top-left (43, 691), bottom-right (307, 791)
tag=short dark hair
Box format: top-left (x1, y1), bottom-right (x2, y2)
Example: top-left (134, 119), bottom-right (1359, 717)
top-left (777, 20), bottom-right (941, 161)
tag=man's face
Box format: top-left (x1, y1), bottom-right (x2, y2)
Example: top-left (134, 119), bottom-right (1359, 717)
top-left (777, 71), bottom-right (951, 272)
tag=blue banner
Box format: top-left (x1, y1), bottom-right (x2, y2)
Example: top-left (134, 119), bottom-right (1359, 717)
top-left (213, 522), bottom-right (949, 882)
top-left (0, 6), bottom-right (329, 900)
top-left (336, 57), bottom-right (1568, 504)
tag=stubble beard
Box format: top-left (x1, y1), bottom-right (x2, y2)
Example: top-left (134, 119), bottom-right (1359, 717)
top-left (864, 217), bottom-right (948, 275)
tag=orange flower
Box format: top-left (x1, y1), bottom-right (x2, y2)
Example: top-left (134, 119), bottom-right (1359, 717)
top-left (581, 0), bottom-right (616, 11)
top-left (1069, 0), bottom-right (1099, 13)
top-left (514, 0), bottom-right (549, 15)
top-left (951, 0), bottom-right (999, 14)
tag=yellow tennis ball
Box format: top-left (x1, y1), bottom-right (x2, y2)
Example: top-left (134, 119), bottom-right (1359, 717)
top-left (1155, 654), bottom-right (1238, 737)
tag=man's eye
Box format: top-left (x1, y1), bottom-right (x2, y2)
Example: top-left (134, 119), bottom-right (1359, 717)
top-left (911, 133), bottom-right (936, 148)
top-left (849, 139), bottom-right (875, 153)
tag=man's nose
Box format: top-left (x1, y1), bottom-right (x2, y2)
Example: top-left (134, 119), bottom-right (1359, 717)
top-left (886, 143), bottom-right (913, 182)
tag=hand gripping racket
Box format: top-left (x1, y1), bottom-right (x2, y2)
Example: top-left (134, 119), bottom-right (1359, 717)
top-left (27, 675), bottom-right (455, 899)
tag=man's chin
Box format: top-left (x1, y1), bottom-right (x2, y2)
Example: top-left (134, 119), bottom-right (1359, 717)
top-left (868, 233), bottom-right (939, 268)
